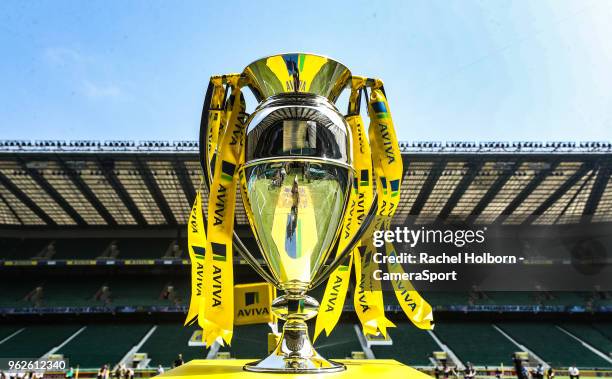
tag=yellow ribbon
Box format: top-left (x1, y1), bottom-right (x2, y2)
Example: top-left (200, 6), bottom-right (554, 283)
top-left (184, 189), bottom-right (206, 326)
top-left (200, 77), bottom-right (246, 346)
top-left (368, 85), bottom-right (434, 330)
top-left (313, 113), bottom-right (373, 340)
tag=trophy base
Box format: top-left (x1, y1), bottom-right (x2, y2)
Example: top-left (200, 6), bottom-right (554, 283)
top-left (243, 318), bottom-right (345, 373)
top-left (244, 354), bottom-right (345, 373)
top-left (156, 359), bottom-right (432, 378)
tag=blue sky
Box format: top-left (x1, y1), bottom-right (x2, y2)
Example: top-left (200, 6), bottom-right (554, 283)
top-left (1, 0), bottom-right (611, 142)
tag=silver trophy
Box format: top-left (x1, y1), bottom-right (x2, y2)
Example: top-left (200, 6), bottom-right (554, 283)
top-left (200, 53), bottom-right (377, 373)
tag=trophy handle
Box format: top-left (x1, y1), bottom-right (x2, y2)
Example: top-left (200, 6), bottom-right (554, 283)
top-left (199, 80), bottom-right (279, 287)
top-left (198, 80), bottom-right (213, 188)
top-left (309, 194), bottom-right (379, 289)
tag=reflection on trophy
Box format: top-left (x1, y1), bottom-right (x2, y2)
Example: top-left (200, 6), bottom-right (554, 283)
top-left (187, 53), bottom-right (431, 374)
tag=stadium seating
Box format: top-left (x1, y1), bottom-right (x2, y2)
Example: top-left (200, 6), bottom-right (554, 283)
top-left (57, 324), bottom-right (152, 368)
top-left (0, 239), bottom-right (50, 260)
top-left (370, 322), bottom-right (438, 366)
top-left (498, 322), bottom-right (611, 368)
top-left (116, 239), bottom-right (172, 259)
top-left (38, 278), bottom-right (103, 307)
top-left (434, 322), bottom-right (516, 366)
top-left (0, 238), bottom-right (182, 260)
top-left (0, 276), bottom-right (187, 309)
top-left (560, 323), bottom-right (612, 355)
top-left (0, 238), bottom-right (22, 260)
top-left (0, 281), bottom-right (39, 307)
top-left (52, 239), bottom-right (109, 259)
top-left (0, 325), bottom-right (81, 358)
top-left (217, 324), bottom-right (270, 358)
top-left (139, 324), bottom-right (206, 367)
top-left (486, 292), bottom-right (538, 305)
top-left (423, 292), bottom-right (470, 306)
top-left (544, 293), bottom-right (589, 306)
top-left (109, 277), bottom-right (171, 307)
top-left (307, 283), bottom-right (326, 301)
top-left (0, 325), bottom-right (23, 342)
top-left (593, 323), bottom-right (612, 341)
top-left (592, 296), bottom-right (612, 307)
top-left (312, 323), bottom-right (363, 359)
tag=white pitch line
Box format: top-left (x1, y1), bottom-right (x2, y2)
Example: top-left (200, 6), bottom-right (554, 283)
top-left (492, 324), bottom-right (547, 369)
top-left (556, 325), bottom-right (612, 364)
top-left (206, 340), bottom-right (221, 359)
top-left (0, 328), bottom-right (24, 345)
top-left (118, 325), bottom-right (158, 369)
top-left (353, 324), bottom-right (375, 359)
top-left (427, 329), bottom-right (465, 370)
top-left (41, 326), bottom-right (87, 359)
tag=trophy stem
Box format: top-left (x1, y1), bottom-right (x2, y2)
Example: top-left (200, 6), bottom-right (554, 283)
top-left (243, 294), bottom-right (346, 373)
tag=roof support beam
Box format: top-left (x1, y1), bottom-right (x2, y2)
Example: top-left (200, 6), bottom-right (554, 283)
top-left (437, 160), bottom-right (485, 221)
top-left (529, 162), bottom-right (593, 218)
top-left (409, 159), bottom-right (446, 218)
top-left (0, 192), bottom-right (22, 224)
top-left (0, 171), bottom-right (55, 225)
top-left (56, 157), bottom-right (117, 226)
top-left (135, 159), bottom-right (176, 225)
top-left (465, 160), bottom-right (521, 224)
top-left (173, 159), bottom-right (196, 204)
top-left (582, 162), bottom-right (610, 220)
top-left (97, 158), bottom-right (147, 226)
top-left (496, 160), bottom-right (561, 224)
top-left (18, 159), bottom-right (86, 226)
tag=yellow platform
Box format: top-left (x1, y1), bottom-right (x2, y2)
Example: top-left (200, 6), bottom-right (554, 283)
top-left (156, 359), bottom-right (432, 378)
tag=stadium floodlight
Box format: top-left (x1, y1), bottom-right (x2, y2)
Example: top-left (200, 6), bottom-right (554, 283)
top-left (33, 140), bottom-right (68, 149)
top-left (138, 140), bottom-right (172, 149)
top-left (69, 140), bottom-right (100, 149)
top-left (580, 141), bottom-right (612, 151)
top-left (173, 140), bottom-right (199, 149)
top-left (0, 140), bottom-right (29, 148)
top-left (104, 140), bottom-right (135, 149)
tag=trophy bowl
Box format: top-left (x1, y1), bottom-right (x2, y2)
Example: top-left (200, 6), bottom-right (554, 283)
top-left (240, 91), bottom-right (352, 373)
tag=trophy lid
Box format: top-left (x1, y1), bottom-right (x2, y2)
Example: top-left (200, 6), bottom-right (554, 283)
top-left (243, 53), bottom-right (351, 103)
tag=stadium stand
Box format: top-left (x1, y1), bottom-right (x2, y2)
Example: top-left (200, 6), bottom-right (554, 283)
top-left (0, 238), bottom-right (186, 261)
top-left (57, 324), bottom-right (152, 368)
top-left (52, 239), bottom-right (108, 260)
top-left (405, 291), bottom-right (595, 307)
top-left (109, 277), bottom-right (174, 307)
top-left (423, 292), bottom-right (470, 307)
top-left (0, 275), bottom-right (187, 309)
top-left (116, 239), bottom-right (174, 259)
top-left (0, 325), bottom-right (23, 342)
top-left (498, 322), bottom-right (611, 368)
top-left (139, 324), bottom-right (205, 367)
top-left (0, 325), bottom-right (81, 358)
top-left (0, 239), bottom-right (49, 260)
top-left (486, 292), bottom-right (539, 306)
top-left (593, 323), bottom-right (612, 340)
top-left (217, 324), bottom-right (272, 359)
top-left (312, 323), bottom-right (363, 359)
top-left (37, 278), bottom-right (102, 307)
top-left (370, 322), bottom-right (438, 366)
top-left (560, 323), bottom-right (612, 356)
top-left (434, 322), bottom-right (516, 366)
top-left (592, 295), bottom-right (612, 307)
top-left (1, 141), bottom-right (611, 374)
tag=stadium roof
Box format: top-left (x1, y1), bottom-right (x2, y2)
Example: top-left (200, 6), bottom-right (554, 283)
top-left (0, 140), bottom-right (610, 228)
